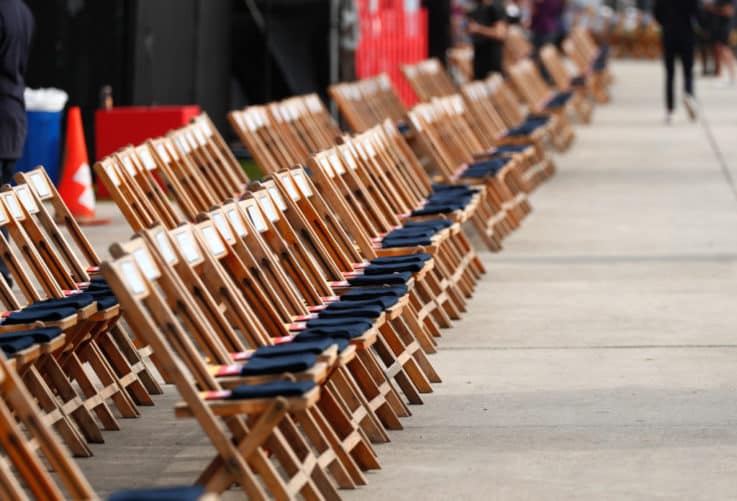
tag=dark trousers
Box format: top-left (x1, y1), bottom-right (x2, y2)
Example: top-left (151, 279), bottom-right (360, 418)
top-left (663, 36), bottom-right (695, 112)
top-left (0, 159), bottom-right (15, 280)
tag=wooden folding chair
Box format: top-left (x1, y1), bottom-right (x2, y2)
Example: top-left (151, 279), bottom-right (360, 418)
top-left (503, 25), bottom-right (534, 69)
top-left (401, 58), bottom-right (457, 101)
top-left (329, 74), bottom-right (407, 133)
top-left (13, 168), bottom-right (161, 400)
top-left (103, 251), bottom-right (349, 499)
top-left (0, 188), bottom-right (144, 448)
top-left (507, 59), bottom-right (577, 151)
top-left (562, 27), bottom-right (611, 103)
top-left (111, 234), bottom-right (378, 487)
top-left (539, 44), bottom-right (594, 124)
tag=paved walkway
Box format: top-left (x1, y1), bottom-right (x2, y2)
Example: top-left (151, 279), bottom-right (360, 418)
top-left (78, 60), bottom-right (737, 500)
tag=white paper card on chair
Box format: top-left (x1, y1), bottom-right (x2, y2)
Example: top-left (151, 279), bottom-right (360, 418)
top-left (226, 208), bottom-right (248, 236)
top-left (121, 155), bottom-right (136, 176)
top-left (133, 248), bottom-right (158, 280)
top-left (3, 194), bottom-right (23, 219)
top-left (155, 143), bottom-right (171, 165)
top-left (258, 195), bottom-right (279, 222)
top-left (121, 260), bottom-right (146, 295)
top-left (154, 230), bottom-right (177, 264)
top-left (104, 164), bottom-right (120, 186)
top-left (246, 205), bottom-right (268, 232)
top-left (293, 171), bottom-right (312, 196)
top-left (15, 186), bottom-right (38, 213)
top-left (199, 119), bottom-right (214, 137)
top-left (268, 186), bottom-right (287, 211)
top-left (138, 148), bottom-right (156, 171)
top-left (174, 231), bottom-right (201, 264)
top-left (201, 225), bottom-right (226, 256)
top-left (29, 172), bottom-right (52, 198)
top-left (282, 175), bottom-right (300, 200)
top-left (212, 212), bottom-right (234, 242)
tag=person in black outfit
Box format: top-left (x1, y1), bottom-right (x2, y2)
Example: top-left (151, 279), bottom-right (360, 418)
top-left (468, 0), bottom-right (508, 79)
top-left (654, 0), bottom-right (699, 123)
top-left (707, 0), bottom-right (736, 85)
top-left (0, 0), bottom-right (34, 284)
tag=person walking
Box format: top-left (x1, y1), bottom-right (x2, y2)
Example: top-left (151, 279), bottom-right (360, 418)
top-left (654, 0), bottom-right (699, 123)
top-left (468, 0), bottom-right (508, 79)
top-left (0, 0), bottom-right (34, 285)
top-left (707, 0), bottom-right (737, 85)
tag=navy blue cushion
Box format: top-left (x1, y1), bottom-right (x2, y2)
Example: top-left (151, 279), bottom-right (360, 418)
top-left (252, 338), bottom-right (346, 357)
top-left (87, 291), bottom-right (119, 309)
top-left (298, 325), bottom-right (369, 340)
top-left (495, 144), bottom-right (532, 154)
top-left (571, 75), bottom-right (586, 87)
top-left (545, 91), bottom-right (573, 110)
top-left (228, 380), bottom-right (316, 399)
top-left (404, 219), bottom-right (453, 231)
top-left (363, 262), bottom-right (424, 274)
top-left (0, 336), bottom-right (36, 355)
top-left (0, 327), bottom-right (63, 343)
top-left (306, 317), bottom-right (374, 329)
top-left (381, 236), bottom-right (433, 248)
top-left (341, 285), bottom-right (408, 299)
top-left (239, 353), bottom-right (318, 376)
top-left (3, 306), bottom-right (77, 325)
top-left (348, 271), bottom-right (412, 286)
top-left (371, 253), bottom-right (431, 264)
top-left (327, 296), bottom-right (399, 310)
top-left (397, 122), bottom-right (411, 134)
top-left (109, 486), bottom-right (205, 501)
top-left (317, 304), bottom-right (384, 319)
top-left (25, 293), bottom-right (95, 310)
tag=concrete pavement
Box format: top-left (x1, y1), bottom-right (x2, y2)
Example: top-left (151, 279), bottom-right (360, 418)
top-left (76, 60), bottom-right (737, 500)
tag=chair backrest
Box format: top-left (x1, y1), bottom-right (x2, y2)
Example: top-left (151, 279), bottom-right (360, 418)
top-left (540, 44), bottom-right (574, 92)
top-left (401, 58), bottom-right (457, 101)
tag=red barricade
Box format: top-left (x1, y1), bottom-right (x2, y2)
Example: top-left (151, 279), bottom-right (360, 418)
top-left (355, 1), bottom-right (428, 107)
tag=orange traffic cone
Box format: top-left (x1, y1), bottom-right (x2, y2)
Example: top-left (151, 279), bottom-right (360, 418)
top-left (58, 106), bottom-right (110, 225)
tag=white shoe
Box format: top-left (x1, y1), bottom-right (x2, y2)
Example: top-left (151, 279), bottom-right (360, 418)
top-left (665, 112), bottom-right (673, 125)
top-left (683, 94), bottom-right (698, 121)
top-left (713, 78), bottom-right (737, 88)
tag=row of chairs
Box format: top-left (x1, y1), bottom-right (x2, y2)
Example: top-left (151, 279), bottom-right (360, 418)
top-left (1, 28), bottom-right (612, 499)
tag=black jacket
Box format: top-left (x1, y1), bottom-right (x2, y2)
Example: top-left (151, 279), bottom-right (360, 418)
top-left (0, 0), bottom-right (34, 159)
top-left (654, 0), bottom-right (699, 41)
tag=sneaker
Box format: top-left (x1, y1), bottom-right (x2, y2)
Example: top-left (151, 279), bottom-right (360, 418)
top-left (683, 94), bottom-right (698, 121)
top-left (665, 112), bottom-right (673, 125)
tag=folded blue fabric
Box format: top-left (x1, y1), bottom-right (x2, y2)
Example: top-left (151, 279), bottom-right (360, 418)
top-left (348, 271), bottom-right (412, 286)
top-left (571, 75), bottom-right (586, 86)
top-left (0, 336), bottom-right (37, 355)
top-left (495, 144), bottom-right (532, 154)
top-left (3, 305), bottom-right (78, 325)
top-left (371, 253), bottom-right (431, 264)
top-left (363, 262), bottom-right (424, 274)
top-left (341, 285), bottom-right (408, 299)
top-left (381, 236), bottom-right (433, 247)
top-left (298, 326), bottom-right (369, 340)
top-left (0, 327), bottom-right (63, 343)
top-left (239, 353), bottom-right (318, 376)
top-left (317, 304), bottom-right (384, 319)
top-left (306, 317), bottom-right (374, 329)
top-left (25, 293), bottom-right (95, 310)
top-left (227, 380), bottom-right (316, 399)
top-left (545, 92), bottom-right (572, 109)
top-left (252, 338), bottom-right (346, 357)
top-left (397, 122), bottom-right (411, 134)
top-left (109, 486), bottom-right (205, 501)
top-left (326, 296), bottom-right (398, 310)
top-left (404, 219), bottom-right (454, 230)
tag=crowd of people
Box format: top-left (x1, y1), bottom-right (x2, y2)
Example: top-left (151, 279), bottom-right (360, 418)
top-left (449, 0), bottom-right (735, 122)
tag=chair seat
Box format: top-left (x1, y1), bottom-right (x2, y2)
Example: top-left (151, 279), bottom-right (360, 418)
top-left (370, 253), bottom-right (432, 265)
top-left (545, 91), bottom-right (573, 110)
top-left (495, 144), bottom-right (532, 154)
top-left (348, 271), bottom-right (413, 286)
top-left (298, 325), bottom-right (370, 340)
top-left (228, 380), bottom-right (316, 400)
top-left (364, 261), bottom-right (425, 274)
top-left (0, 327), bottom-right (64, 355)
top-left (317, 304), bottom-right (384, 319)
top-left (25, 293), bottom-right (95, 310)
top-left (341, 285), bottom-right (408, 300)
top-left (462, 157), bottom-right (511, 178)
top-left (3, 305), bottom-right (78, 325)
top-left (306, 317), bottom-right (374, 329)
top-left (240, 353), bottom-right (318, 376)
top-left (109, 486), bottom-right (205, 501)
top-left (327, 296), bottom-right (399, 310)
top-left (571, 75), bottom-right (586, 87)
top-left (252, 338), bottom-right (348, 357)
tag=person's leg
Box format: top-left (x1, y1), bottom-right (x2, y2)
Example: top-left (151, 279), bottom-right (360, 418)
top-left (663, 38), bottom-right (676, 113)
top-left (0, 159), bottom-right (14, 284)
top-left (682, 38), bottom-right (695, 97)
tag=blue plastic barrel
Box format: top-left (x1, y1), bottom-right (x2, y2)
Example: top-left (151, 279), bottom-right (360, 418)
top-left (16, 110), bottom-right (63, 185)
